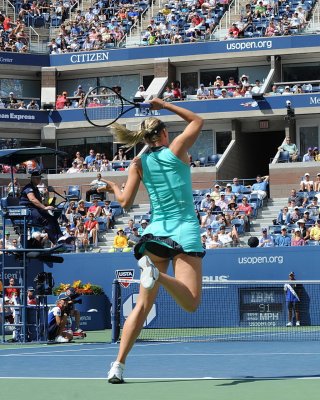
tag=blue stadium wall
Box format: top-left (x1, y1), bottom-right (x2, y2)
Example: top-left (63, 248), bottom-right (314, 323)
top-left (2, 248), bottom-right (320, 331)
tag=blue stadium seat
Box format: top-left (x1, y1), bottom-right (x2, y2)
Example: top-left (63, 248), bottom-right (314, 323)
top-left (65, 185), bottom-right (81, 202)
top-left (110, 201), bottom-right (123, 217)
top-left (207, 154), bottom-right (220, 166)
top-left (198, 157), bottom-right (206, 167)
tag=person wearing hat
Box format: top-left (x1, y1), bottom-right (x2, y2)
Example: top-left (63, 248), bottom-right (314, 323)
top-left (218, 88), bottom-right (229, 99)
top-left (302, 147), bottom-right (315, 162)
top-left (73, 84), bottom-right (85, 97)
top-left (303, 210), bottom-right (314, 227)
top-left (213, 76), bottom-right (224, 87)
top-left (258, 227), bottom-right (274, 247)
top-left (274, 226), bottom-right (291, 246)
top-left (27, 287), bottom-right (37, 305)
top-left (213, 83), bottom-right (222, 98)
top-left (225, 183), bottom-right (233, 194)
top-left (284, 272), bottom-right (302, 327)
top-left (66, 161), bottom-right (80, 174)
top-left (134, 84), bottom-right (147, 100)
top-left (210, 184), bottom-right (221, 201)
top-left (138, 219), bottom-right (149, 235)
top-left (291, 228), bottom-right (305, 246)
top-left (101, 200), bottom-right (116, 229)
top-left (109, 228), bottom-right (130, 252)
top-left (300, 172), bottom-right (313, 192)
top-left (47, 296), bottom-right (73, 343)
top-left (216, 192), bottom-right (228, 211)
top-left (19, 172), bottom-right (63, 245)
top-left (278, 137), bottom-right (298, 162)
top-left (196, 83), bottom-right (209, 100)
top-left (200, 193), bottom-right (212, 212)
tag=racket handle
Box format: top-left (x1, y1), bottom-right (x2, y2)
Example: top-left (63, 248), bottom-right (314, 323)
top-left (138, 103), bottom-right (151, 109)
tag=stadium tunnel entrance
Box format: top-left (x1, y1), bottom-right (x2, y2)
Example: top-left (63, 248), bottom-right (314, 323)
top-left (236, 129), bottom-right (284, 178)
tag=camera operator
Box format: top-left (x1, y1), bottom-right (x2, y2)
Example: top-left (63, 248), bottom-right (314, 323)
top-left (61, 287), bottom-right (85, 337)
top-left (48, 294), bottom-right (73, 343)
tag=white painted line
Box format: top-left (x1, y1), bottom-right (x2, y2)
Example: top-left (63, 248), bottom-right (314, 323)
top-left (1, 352), bottom-right (320, 357)
top-left (0, 376), bottom-right (319, 381)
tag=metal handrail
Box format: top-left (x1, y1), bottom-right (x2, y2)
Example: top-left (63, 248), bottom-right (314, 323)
top-left (306, 0), bottom-right (320, 32)
top-left (29, 26), bottom-right (40, 53)
top-left (5, 0), bottom-right (16, 23)
top-left (211, 0), bottom-right (238, 40)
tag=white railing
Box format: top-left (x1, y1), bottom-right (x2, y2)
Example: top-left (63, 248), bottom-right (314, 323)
top-left (3, 0), bottom-right (16, 23)
top-left (125, 0), bottom-right (164, 47)
top-left (29, 26), bottom-right (40, 53)
top-left (212, 0), bottom-right (240, 40)
top-left (306, 1), bottom-right (320, 32)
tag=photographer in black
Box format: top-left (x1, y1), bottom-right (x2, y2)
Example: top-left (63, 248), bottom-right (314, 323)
top-left (60, 286), bottom-right (86, 338)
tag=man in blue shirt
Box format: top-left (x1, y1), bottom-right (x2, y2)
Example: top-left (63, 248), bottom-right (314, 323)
top-left (231, 177), bottom-right (248, 194)
top-left (275, 226), bottom-right (291, 246)
top-left (84, 149), bottom-right (96, 167)
top-left (250, 175), bottom-right (269, 199)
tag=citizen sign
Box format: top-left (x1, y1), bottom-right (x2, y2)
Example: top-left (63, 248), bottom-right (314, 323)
top-left (70, 52), bottom-right (109, 64)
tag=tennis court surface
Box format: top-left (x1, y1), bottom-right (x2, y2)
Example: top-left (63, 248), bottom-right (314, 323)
top-left (0, 335), bottom-right (319, 400)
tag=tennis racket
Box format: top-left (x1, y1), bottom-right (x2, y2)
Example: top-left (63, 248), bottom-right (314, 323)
top-left (83, 86), bottom-right (151, 127)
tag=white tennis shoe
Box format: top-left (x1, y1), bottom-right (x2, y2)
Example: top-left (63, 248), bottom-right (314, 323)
top-left (286, 322), bottom-right (293, 327)
top-left (107, 361), bottom-right (125, 384)
top-left (138, 255), bottom-right (159, 289)
top-left (296, 321), bottom-right (301, 326)
top-left (55, 335), bottom-right (69, 343)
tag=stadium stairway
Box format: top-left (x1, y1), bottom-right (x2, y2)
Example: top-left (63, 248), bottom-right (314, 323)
top-left (125, 1), bottom-right (167, 47)
top-left (98, 203), bottom-right (151, 252)
top-left (243, 197), bottom-right (288, 243)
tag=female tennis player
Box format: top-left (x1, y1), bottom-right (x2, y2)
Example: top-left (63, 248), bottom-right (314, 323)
top-left (105, 97), bottom-right (205, 383)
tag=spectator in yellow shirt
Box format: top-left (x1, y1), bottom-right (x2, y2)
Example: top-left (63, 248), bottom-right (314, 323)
top-left (110, 229), bottom-right (131, 252)
top-left (309, 219), bottom-right (320, 241)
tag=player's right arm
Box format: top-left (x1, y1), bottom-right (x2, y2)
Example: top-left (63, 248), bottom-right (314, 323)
top-left (150, 98), bottom-right (204, 162)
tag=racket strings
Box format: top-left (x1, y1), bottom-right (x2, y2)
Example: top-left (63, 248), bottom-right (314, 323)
top-left (84, 86), bottom-right (124, 126)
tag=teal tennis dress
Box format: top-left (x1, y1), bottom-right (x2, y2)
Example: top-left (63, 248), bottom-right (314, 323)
top-left (134, 147), bottom-right (205, 260)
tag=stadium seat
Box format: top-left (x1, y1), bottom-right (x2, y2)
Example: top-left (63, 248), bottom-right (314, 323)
top-left (110, 201), bottom-right (123, 217)
top-left (64, 185), bottom-right (81, 202)
top-left (207, 154), bottom-right (220, 166)
top-left (198, 157), bottom-right (206, 167)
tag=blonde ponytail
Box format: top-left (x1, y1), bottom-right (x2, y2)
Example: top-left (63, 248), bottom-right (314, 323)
top-left (110, 117), bottom-right (165, 149)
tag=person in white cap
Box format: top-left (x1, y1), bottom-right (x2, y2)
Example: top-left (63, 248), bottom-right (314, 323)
top-left (134, 85), bottom-right (147, 100)
top-left (200, 193), bottom-right (212, 211)
top-left (213, 75), bottom-right (224, 87)
top-left (278, 136), bottom-right (298, 162)
top-left (300, 172), bottom-right (313, 192)
top-left (210, 183), bottom-right (221, 201)
top-left (196, 83), bottom-right (209, 100)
